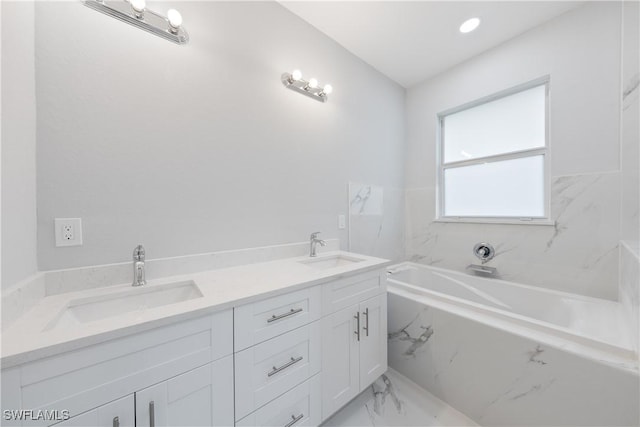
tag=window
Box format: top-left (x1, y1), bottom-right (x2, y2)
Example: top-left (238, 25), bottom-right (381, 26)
top-left (437, 77), bottom-right (549, 222)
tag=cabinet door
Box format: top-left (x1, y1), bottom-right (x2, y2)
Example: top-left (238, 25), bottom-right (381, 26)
top-left (358, 293), bottom-right (387, 391)
top-left (50, 395), bottom-right (133, 427)
top-left (135, 356), bottom-right (234, 427)
top-left (321, 304), bottom-right (360, 420)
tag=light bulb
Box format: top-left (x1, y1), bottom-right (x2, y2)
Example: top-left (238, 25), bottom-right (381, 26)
top-left (308, 78), bottom-right (318, 89)
top-left (167, 9), bottom-right (183, 32)
top-left (291, 69), bottom-right (302, 81)
top-left (131, 0), bottom-right (145, 15)
top-left (323, 84), bottom-right (333, 95)
top-left (459, 17), bottom-right (480, 33)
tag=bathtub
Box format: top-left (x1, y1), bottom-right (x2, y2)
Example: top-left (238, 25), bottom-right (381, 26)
top-left (386, 262), bottom-right (640, 426)
top-left (387, 262), bottom-right (636, 361)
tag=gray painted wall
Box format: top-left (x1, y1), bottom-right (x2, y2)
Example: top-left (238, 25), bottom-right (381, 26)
top-left (1, 1), bottom-right (38, 289)
top-left (34, 1), bottom-right (406, 270)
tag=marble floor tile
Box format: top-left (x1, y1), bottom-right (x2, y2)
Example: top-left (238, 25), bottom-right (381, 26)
top-left (322, 369), bottom-right (477, 427)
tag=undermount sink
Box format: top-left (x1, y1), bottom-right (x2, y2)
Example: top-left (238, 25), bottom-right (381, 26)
top-left (298, 254), bottom-right (365, 270)
top-left (44, 280), bottom-right (203, 331)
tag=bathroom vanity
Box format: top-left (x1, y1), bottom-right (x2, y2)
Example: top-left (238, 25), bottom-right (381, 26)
top-left (0, 251), bottom-right (389, 427)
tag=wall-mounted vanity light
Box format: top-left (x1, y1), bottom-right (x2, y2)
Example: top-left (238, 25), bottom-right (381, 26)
top-left (282, 69), bottom-right (333, 102)
top-left (84, 0), bottom-right (188, 45)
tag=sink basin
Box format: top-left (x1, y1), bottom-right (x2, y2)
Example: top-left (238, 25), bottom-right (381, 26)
top-left (298, 254), bottom-right (365, 270)
top-left (44, 281), bottom-right (203, 330)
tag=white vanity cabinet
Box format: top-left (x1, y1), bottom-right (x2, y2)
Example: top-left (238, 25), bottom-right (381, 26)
top-left (135, 357), bottom-right (234, 427)
top-left (50, 395), bottom-right (134, 427)
top-left (2, 262), bottom-right (388, 427)
top-left (2, 310), bottom-right (234, 427)
top-left (321, 277), bottom-right (387, 420)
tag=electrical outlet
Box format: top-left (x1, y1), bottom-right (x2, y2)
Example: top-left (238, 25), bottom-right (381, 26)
top-left (338, 214), bottom-right (346, 229)
top-left (55, 218), bottom-right (83, 247)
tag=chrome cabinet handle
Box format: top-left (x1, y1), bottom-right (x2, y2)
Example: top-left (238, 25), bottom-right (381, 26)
top-left (363, 307), bottom-right (369, 337)
top-left (149, 401), bottom-right (155, 427)
top-left (284, 413), bottom-right (304, 427)
top-left (268, 356), bottom-right (303, 377)
top-left (113, 417), bottom-right (119, 427)
top-left (354, 312), bottom-right (360, 341)
top-left (267, 308), bottom-right (303, 323)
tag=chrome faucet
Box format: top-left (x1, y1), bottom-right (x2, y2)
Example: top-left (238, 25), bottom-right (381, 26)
top-left (309, 232), bottom-right (326, 257)
top-left (132, 244), bottom-right (147, 286)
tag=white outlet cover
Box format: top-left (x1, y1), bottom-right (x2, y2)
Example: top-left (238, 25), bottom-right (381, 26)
top-left (55, 218), bottom-right (83, 247)
top-left (338, 214), bottom-right (346, 229)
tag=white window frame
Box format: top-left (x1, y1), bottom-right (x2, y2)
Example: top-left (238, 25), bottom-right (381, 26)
top-left (436, 76), bottom-right (552, 225)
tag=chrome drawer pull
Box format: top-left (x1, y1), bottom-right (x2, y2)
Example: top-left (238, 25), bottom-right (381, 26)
top-left (268, 356), bottom-right (303, 377)
top-left (113, 416), bottom-right (119, 427)
top-left (354, 312), bottom-right (360, 341)
top-left (267, 308), bottom-right (303, 323)
top-left (149, 401), bottom-right (155, 427)
top-left (284, 413), bottom-right (304, 427)
top-left (363, 307), bottom-right (369, 337)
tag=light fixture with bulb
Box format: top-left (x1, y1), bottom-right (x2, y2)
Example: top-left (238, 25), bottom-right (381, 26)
top-left (84, 0), bottom-right (188, 44)
top-left (282, 69), bottom-right (333, 103)
top-left (459, 17), bottom-right (480, 34)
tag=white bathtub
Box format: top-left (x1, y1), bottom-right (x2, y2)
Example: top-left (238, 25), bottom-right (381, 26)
top-left (386, 262), bottom-right (637, 365)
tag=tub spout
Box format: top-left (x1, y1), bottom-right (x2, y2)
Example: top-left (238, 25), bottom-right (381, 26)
top-left (466, 264), bottom-right (497, 276)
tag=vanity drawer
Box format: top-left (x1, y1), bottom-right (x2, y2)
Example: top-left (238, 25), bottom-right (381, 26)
top-left (322, 270), bottom-right (385, 315)
top-left (235, 374), bottom-right (321, 427)
top-left (234, 321), bottom-right (321, 421)
top-left (234, 285), bottom-right (321, 351)
top-left (16, 310), bottom-right (232, 426)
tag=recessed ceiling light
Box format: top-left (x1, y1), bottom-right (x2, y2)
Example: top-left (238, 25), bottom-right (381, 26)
top-left (460, 17), bottom-right (480, 34)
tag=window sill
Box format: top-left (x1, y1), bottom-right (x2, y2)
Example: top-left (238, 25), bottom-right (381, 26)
top-left (434, 217), bottom-right (556, 226)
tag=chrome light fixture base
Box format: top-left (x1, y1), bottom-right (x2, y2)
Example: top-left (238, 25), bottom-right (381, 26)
top-left (281, 73), bottom-right (328, 103)
top-left (84, 0), bottom-right (188, 45)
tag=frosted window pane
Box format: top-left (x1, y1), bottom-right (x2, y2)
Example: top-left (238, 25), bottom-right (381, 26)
top-left (444, 155), bottom-right (545, 217)
top-left (443, 85), bottom-right (546, 163)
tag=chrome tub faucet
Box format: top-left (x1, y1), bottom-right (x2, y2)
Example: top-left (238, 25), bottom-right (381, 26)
top-left (132, 244), bottom-right (147, 286)
top-left (309, 232), bottom-right (326, 257)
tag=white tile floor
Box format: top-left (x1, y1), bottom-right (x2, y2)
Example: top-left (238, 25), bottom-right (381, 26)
top-left (322, 369), bottom-right (477, 427)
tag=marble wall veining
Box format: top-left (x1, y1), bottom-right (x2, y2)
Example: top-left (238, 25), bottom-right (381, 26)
top-left (348, 183), bottom-right (405, 262)
top-left (406, 172), bottom-right (620, 299)
top-left (387, 292), bottom-right (640, 426)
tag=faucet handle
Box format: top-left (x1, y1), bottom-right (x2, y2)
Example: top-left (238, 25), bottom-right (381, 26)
top-left (310, 232), bottom-right (321, 240)
top-left (133, 244), bottom-right (145, 261)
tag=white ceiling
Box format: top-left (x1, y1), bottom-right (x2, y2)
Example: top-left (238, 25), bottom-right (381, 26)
top-left (280, 1), bottom-right (583, 88)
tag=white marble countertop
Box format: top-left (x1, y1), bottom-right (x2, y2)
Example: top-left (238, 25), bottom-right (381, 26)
top-left (1, 251), bottom-right (390, 368)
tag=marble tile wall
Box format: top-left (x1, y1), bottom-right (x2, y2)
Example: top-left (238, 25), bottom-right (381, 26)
top-left (406, 172), bottom-right (620, 299)
top-left (348, 182), bottom-right (405, 262)
top-left (621, 0), bottom-right (639, 246)
top-left (387, 292), bottom-right (640, 426)
top-left (619, 242), bottom-right (640, 354)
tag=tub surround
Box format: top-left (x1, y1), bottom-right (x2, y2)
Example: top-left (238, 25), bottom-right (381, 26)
top-left (1, 246), bottom-right (389, 368)
top-left (387, 291), bottom-right (640, 426)
top-left (407, 171), bottom-right (621, 300)
top-left (619, 241), bottom-right (640, 355)
top-left (620, 0), bottom-right (639, 245)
